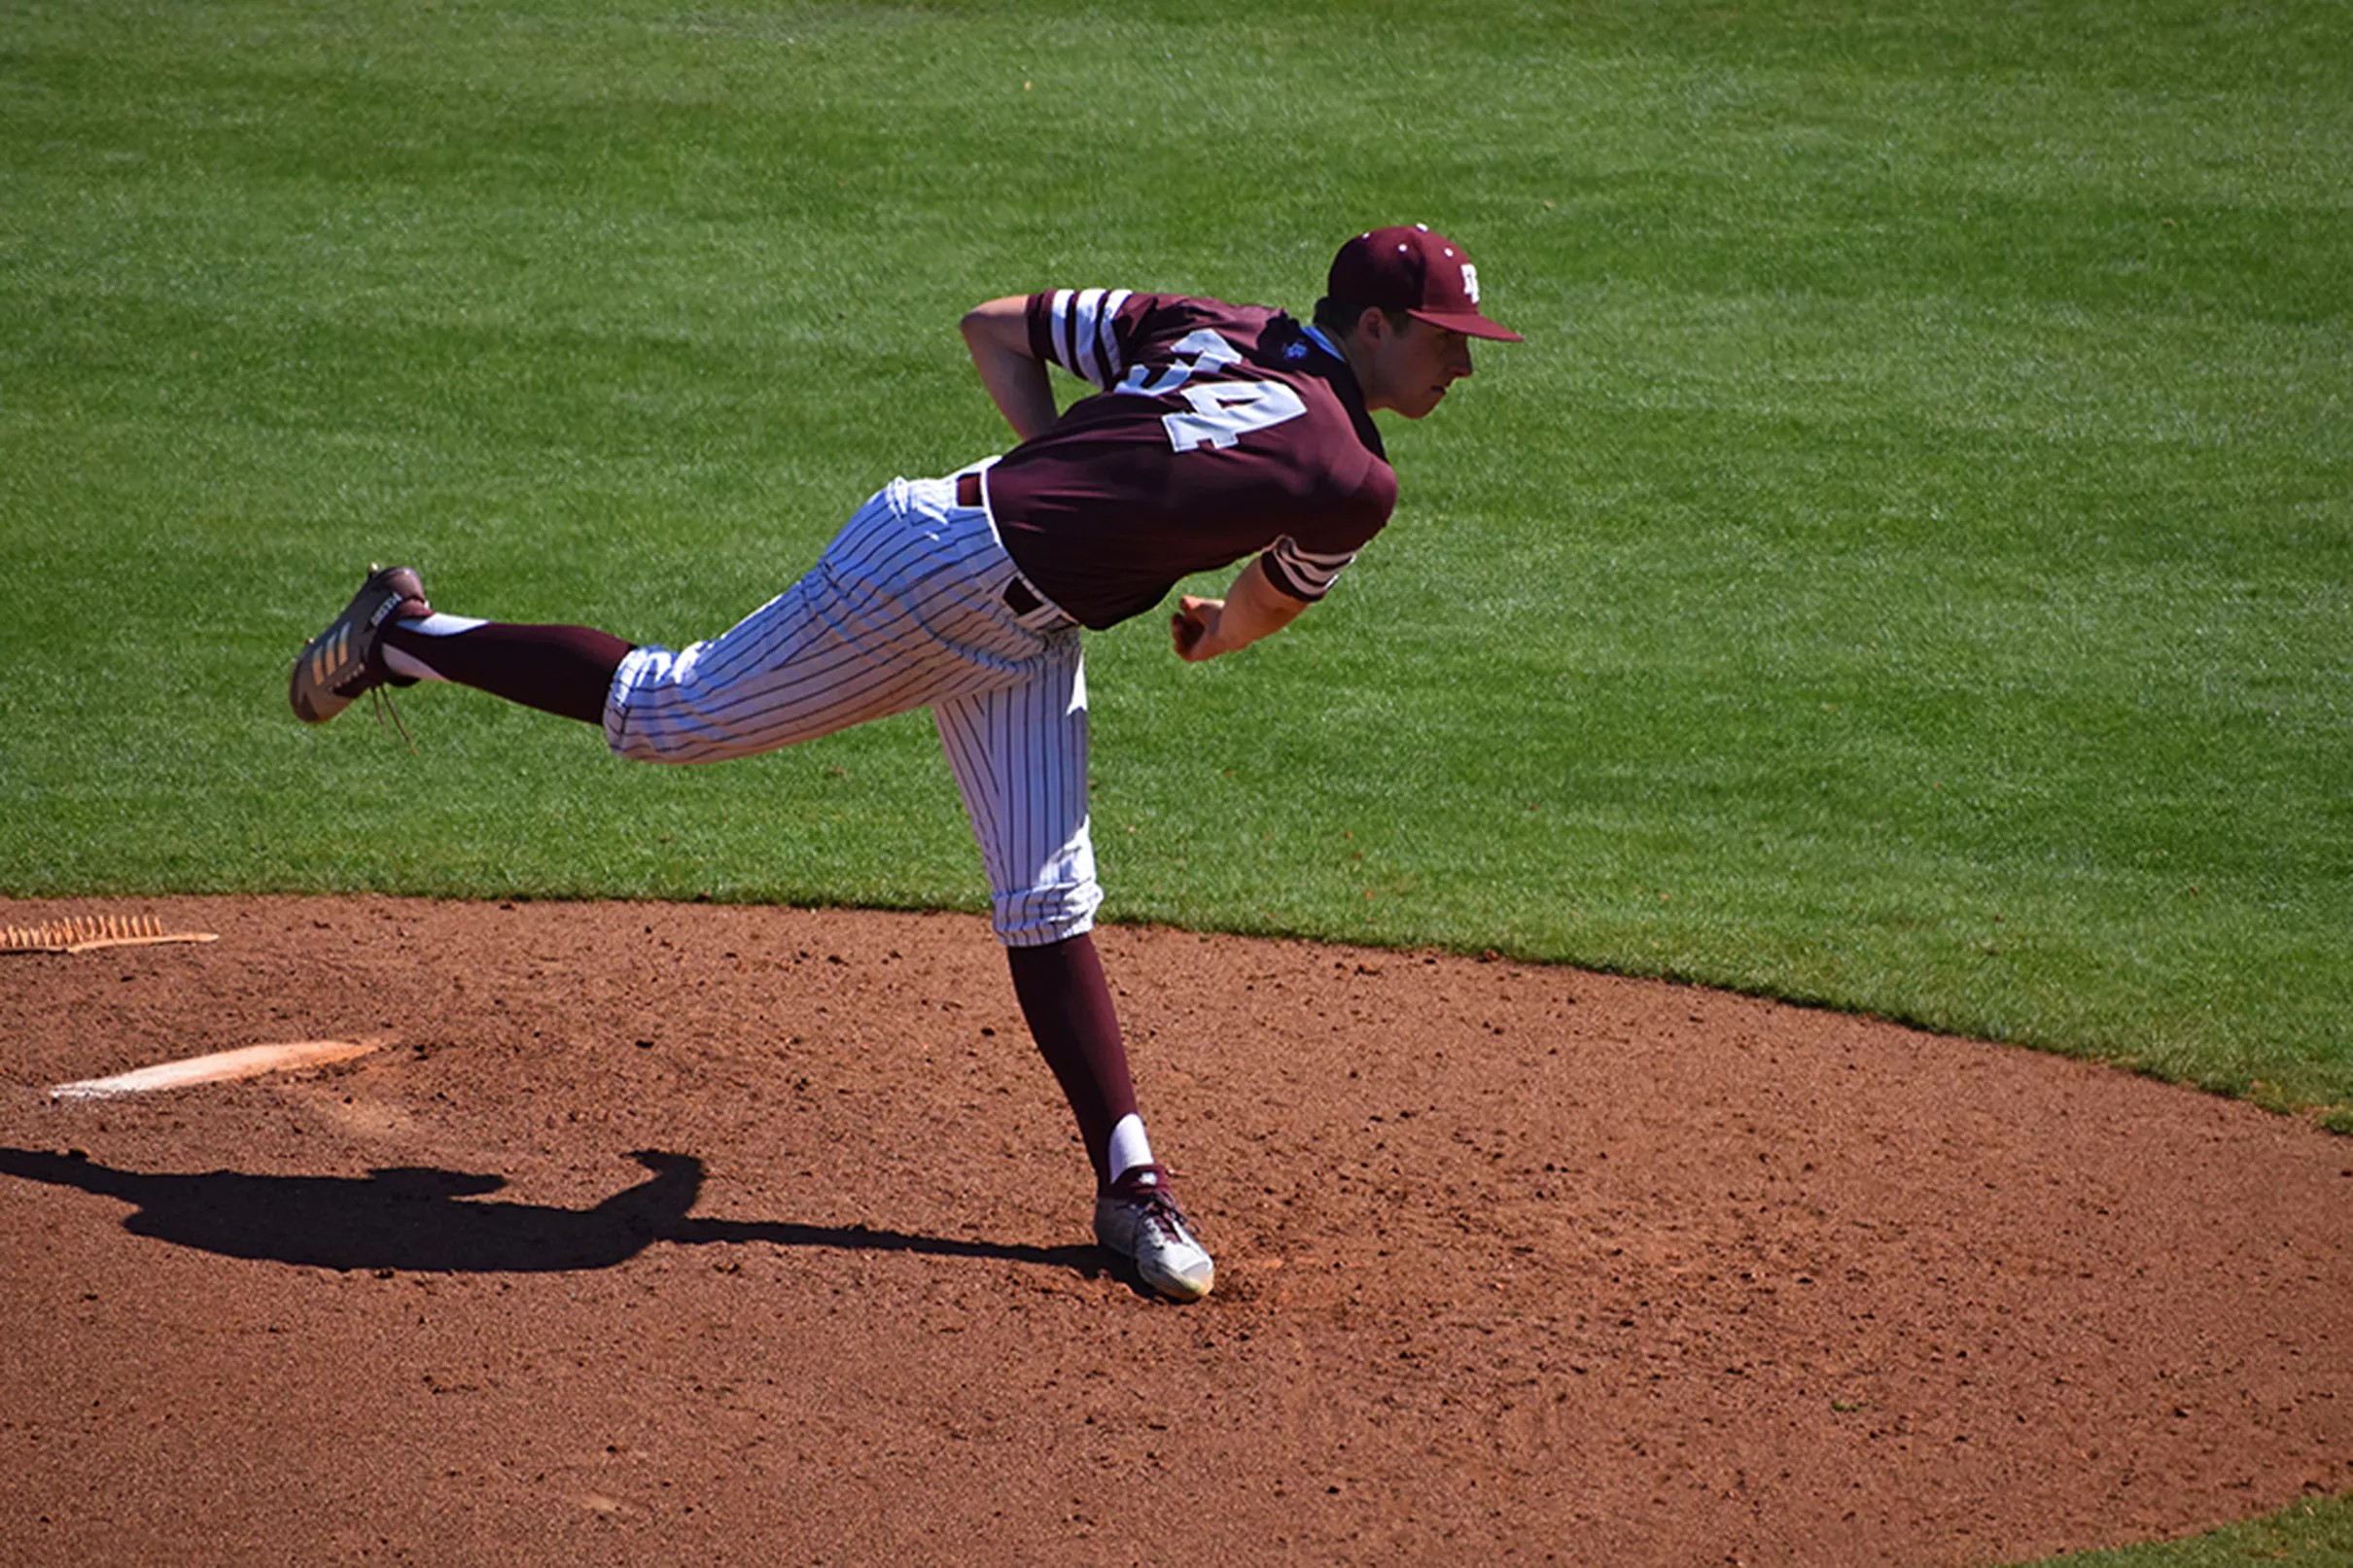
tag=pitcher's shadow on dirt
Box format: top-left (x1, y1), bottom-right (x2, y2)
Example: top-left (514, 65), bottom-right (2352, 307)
top-left (0, 1147), bottom-right (1105, 1280)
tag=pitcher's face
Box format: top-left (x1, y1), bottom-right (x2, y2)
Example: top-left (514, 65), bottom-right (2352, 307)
top-left (1360, 314), bottom-right (1476, 419)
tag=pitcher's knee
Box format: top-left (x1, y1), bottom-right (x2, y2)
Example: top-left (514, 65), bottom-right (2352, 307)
top-left (993, 879), bottom-right (1105, 948)
top-left (604, 645), bottom-right (739, 764)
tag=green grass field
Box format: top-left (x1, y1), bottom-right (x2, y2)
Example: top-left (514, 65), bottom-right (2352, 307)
top-left (4, 1), bottom-right (2348, 1557)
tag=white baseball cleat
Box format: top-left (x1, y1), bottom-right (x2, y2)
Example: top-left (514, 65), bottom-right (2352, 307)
top-left (1093, 1164), bottom-right (1215, 1302)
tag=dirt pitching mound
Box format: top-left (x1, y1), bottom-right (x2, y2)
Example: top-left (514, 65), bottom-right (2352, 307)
top-left (2, 895), bottom-right (2347, 1566)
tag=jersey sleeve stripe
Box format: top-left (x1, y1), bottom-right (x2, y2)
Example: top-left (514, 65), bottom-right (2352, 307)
top-left (1047, 290), bottom-right (1080, 376)
top-left (1037, 288), bottom-right (1134, 389)
top-left (1069, 288), bottom-right (1108, 384)
top-left (1266, 537), bottom-right (1358, 600)
top-left (1092, 289), bottom-right (1130, 385)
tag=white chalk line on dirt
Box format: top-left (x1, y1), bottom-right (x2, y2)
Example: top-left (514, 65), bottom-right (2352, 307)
top-left (50, 1040), bottom-right (384, 1100)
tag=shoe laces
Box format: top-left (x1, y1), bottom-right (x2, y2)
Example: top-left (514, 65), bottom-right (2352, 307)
top-left (369, 684), bottom-right (418, 752)
top-left (355, 591), bottom-right (428, 752)
top-left (1139, 1197), bottom-right (1195, 1246)
top-left (1113, 1170), bottom-right (1194, 1237)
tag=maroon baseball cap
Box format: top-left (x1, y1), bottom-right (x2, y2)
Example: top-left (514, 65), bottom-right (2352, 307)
top-left (1327, 225), bottom-right (1523, 341)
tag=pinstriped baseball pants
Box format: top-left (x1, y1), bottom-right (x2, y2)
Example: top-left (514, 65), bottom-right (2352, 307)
top-left (603, 468), bottom-right (1102, 948)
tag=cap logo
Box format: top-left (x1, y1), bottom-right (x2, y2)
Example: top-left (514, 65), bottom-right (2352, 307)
top-left (1460, 262), bottom-right (1481, 304)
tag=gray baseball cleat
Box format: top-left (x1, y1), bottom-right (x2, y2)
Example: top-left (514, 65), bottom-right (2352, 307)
top-left (289, 564), bottom-right (431, 725)
top-left (1093, 1164), bottom-right (1215, 1302)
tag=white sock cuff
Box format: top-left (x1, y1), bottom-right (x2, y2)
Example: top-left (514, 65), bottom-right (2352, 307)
top-left (1106, 1113), bottom-right (1155, 1182)
top-left (381, 613), bottom-right (485, 681)
top-left (405, 612), bottom-right (488, 636)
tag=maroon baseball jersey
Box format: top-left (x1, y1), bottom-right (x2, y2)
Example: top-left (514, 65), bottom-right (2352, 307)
top-left (983, 290), bottom-right (1398, 630)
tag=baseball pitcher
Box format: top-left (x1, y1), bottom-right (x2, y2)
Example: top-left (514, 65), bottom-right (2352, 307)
top-left (289, 225), bottom-right (1521, 1302)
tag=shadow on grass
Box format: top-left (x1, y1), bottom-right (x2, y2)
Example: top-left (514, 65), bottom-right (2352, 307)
top-left (0, 1146), bottom-right (1105, 1281)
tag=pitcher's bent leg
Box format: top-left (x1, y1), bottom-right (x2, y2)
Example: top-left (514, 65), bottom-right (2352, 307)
top-left (931, 636), bottom-right (1102, 946)
top-left (938, 639), bottom-right (1144, 1186)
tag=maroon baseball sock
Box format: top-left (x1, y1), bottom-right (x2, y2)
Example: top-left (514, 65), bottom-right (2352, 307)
top-left (381, 621), bottom-right (633, 726)
top-left (1005, 931), bottom-right (1140, 1190)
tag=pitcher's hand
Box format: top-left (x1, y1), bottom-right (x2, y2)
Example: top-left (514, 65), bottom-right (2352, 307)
top-left (1171, 596), bottom-right (1223, 661)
